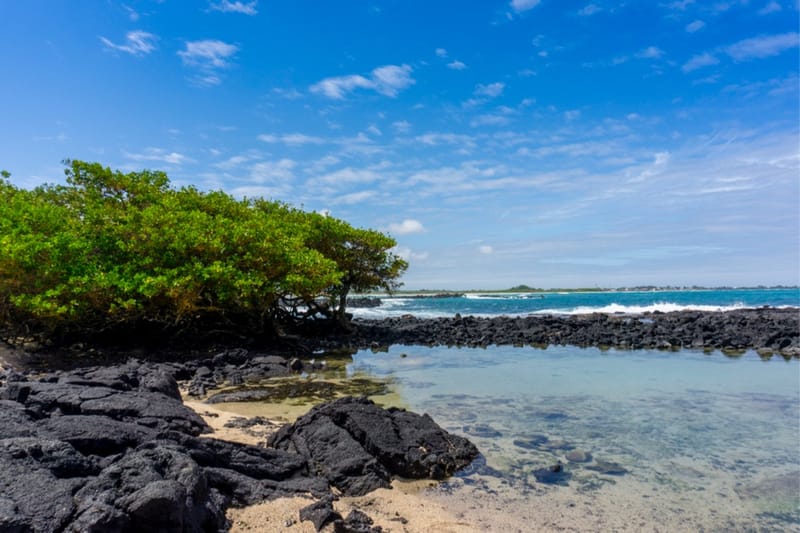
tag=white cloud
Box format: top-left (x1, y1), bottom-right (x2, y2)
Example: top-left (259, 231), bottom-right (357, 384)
top-left (272, 87), bottom-right (304, 99)
top-left (470, 114), bottom-right (511, 127)
top-left (100, 31), bottom-right (157, 56)
top-left (178, 39), bottom-right (238, 68)
top-left (758, 1), bottom-right (782, 14)
top-left (392, 120), bottom-right (412, 134)
top-left (371, 64), bottom-right (416, 96)
top-left (685, 20), bottom-right (706, 32)
top-left (436, 48), bottom-right (448, 57)
top-left (682, 52), bottom-right (719, 72)
top-left (578, 4), bottom-right (602, 16)
top-left (667, 0), bottom-right (695, 9)
top-left (510, 0), bottom-right (540, 12)
top-left (474, 82), bottom-right (505, 98)
top-left (564, 109), bottom-right (581, 120)
top-left (317, 167), bottom-right (381, 185)
top-left (415, 132), bottom-right (476, 147)
top-left (333, 190), bottom-right (376, 204)
top-left (447, 60), bottom-right (467, 70)
top-left (392, 246), bottom-right (429, 261)
top-left (231, 185), bottom-right (288, 199)
top-left (725, 32), bottom-right (799, 61)
top-left (257, 133), bottom-right (326, 145)
top-left (636, 46), bottom-right (664, 59)
top-left (479, 245), bottom-right (494, 254)
top-left (214, 154), bottom-right (255, 170)
top-left (388, 219), bottom-right (425, 235)
top-left (122, 4), bottom-right (139, 21)
top-left (250, 159), bottom-right (296, 182)
top-left (123, 147), bottom-right (187, 165)
top-left (311, 74), bottom-right (373, 99)
top-left (208, 1), bottom-right (258, 14)
top-left (310, 65), bottom-right (414, 99)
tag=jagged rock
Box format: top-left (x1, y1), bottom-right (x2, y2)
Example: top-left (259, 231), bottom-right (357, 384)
top-left (299, 495), bottom-right (341, 531)
top-left (0, 362), bottom-right (476, 531)
top-left (334, 509), bottom-right (383, 533)
top-left (268, 396), bottom-right (479, 496)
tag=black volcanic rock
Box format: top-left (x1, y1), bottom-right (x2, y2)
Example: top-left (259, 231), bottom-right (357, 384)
top-left (268, 396), bottom-right (480, 496)
top-left (0, 360), bottom-right (477, 531)
top-left (307, 308), bottom-right (799, 357)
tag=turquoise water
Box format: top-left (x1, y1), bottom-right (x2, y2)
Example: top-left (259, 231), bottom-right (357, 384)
top-left (347, 345), bottom-right (800, 531)
top-left (353, 288), bottom-right (800, 318)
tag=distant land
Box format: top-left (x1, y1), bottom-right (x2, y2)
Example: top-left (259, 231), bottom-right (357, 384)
top-left (384, 285), bottom-right (799, 296)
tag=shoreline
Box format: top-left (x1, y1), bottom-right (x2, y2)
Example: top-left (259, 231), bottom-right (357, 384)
top-left (186, 399), bottom-right (482, 532)
top-left (1, 308), bottom-right (798, 531)
top-left (321, 308), bottom-right (800, 358)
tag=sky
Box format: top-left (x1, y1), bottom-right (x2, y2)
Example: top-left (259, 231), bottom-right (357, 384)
top-left (1, 1), bottom-right (798, 290)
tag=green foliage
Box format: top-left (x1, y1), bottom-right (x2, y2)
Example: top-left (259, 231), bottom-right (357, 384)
top-left (0, 160), bottom-right (407, 344)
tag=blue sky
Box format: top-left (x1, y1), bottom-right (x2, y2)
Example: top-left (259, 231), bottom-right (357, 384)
top-left (1, 1), bottom-right (798, 289)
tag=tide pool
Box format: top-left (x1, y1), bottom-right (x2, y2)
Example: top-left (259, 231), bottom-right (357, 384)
top-left (347, 345), bottom-right (800, 531)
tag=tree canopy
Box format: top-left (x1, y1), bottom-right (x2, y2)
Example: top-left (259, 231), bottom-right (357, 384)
top-left (0, 160), bottom-right (407, 346)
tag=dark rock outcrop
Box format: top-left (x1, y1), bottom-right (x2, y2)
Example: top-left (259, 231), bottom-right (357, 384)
top-left (268, 396), bottom-right (480, 496)
top-left (313, 308), bottom-right (799, 357)
top-left (0, 360), bottom-right (477, 532)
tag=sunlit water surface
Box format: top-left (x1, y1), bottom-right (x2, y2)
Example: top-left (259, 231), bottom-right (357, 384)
top-left (344, 346), bottom-right (800, 532)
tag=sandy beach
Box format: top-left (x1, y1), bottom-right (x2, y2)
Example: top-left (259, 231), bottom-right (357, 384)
top-left (185, 399), bottom-right (483, 533)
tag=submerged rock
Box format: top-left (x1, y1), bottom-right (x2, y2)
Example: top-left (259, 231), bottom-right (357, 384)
top-left (532, 462), bottom-right (571, 485)
top-left (565, 449), bottom-right (592, 463)
top-left (586, 460), bottom-right (629, 475)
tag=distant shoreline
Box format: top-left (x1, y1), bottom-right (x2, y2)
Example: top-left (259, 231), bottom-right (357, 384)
top-left (371, 286), bottom-right (800, 297)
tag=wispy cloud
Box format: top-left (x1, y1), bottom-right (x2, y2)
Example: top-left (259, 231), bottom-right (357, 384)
top-left (578, 4), bottom-right (602, 16)
top-left (333, 190), bottom-right (377, 205)
top-left (122, 4), bottom-right (139, 21)
top-left (725, 32), bottom-right (799, 61)
top-left (474, 82), bottom-right (505, 98)
top-left (685, 19), bottom-right (705, 32)
top-left (388, 219), bottom-right (425, 235)
top-left (310, 64), bottom-right (415, 99)
top-left (447, 60), bottom-right (467, 70)
top-left (636, 46), bottom-right (665, 59)
top-left (682, 32), bottom-right (798, 73)
top-left (393, 120), bottom-right (412, 134)
top-left (435, 48), bottom-right (448, 57)
top-left (178, 39), bottom-right (239, 86)
top-left (123, 147), bottom-right (187, 165)
top-left (682, 52), bottom-right (719, 72)
top-left (415, 132), bottom-right (476, 147)
top-left (257, 133), bottom-right (326, 145)
top-left (510, 0), bottom-right (540, 13)
top-left (249, 159), bottom-right (296, 182)
top-left (758, 1), bottom-right (782, 14)
top-left (208, 1), bottom-right (258, 15)
top-left (100, 31), bottom-right (157, 56)
top-left (470, 114), bottom-right (511, 127)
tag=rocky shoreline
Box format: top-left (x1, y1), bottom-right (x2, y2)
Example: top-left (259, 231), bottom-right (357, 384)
top-left (0, 308), bottom-right (797, 531)
top-left (0, 357), bottom-right (478, 532)
top-left (324, 308), bottom-right (799, 357)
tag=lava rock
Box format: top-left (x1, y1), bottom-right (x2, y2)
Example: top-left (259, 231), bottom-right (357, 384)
top-left (269, 396), bottom-right (479, 496)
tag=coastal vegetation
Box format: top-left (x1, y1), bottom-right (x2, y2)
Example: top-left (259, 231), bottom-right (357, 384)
top-left (0, 160), bottom-right (407, 346)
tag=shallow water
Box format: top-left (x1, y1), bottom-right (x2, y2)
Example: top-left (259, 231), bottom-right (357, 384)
top-left (346, 346), bottom-right (800, 532)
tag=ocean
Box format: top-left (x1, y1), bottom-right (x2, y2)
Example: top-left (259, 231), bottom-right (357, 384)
top-left (350, 287), bottom-right (800, 319)
top-left (343, 288), bottom-right (800, 530)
